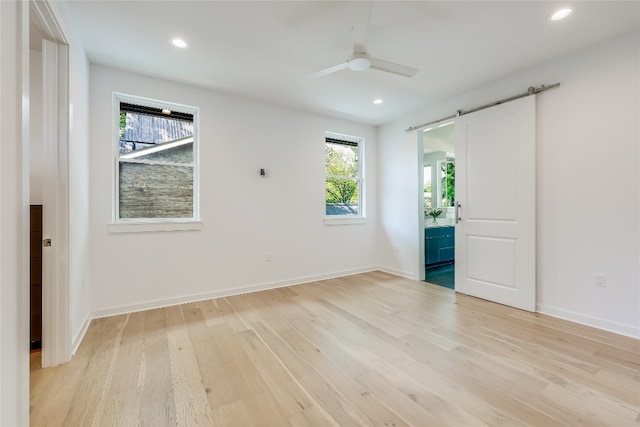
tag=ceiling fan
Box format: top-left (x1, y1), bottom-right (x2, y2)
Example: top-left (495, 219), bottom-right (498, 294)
top-left (309, 2), bottom-right (419, 79)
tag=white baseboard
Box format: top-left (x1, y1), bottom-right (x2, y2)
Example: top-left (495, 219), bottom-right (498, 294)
top-left (537, 304), bottom-right (640, 339)
top-left (72, 313), bottom-right (92, 356)
top-left (91, 266), bottom-right (378, 319)
top-left (376, 265), bottom-right (416, 281)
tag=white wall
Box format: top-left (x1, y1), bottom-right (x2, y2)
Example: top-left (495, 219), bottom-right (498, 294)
top-left (378, 31), bottom-right (640, 338)
top-left (378, 123), bottom-right (423, 279)
top-left (89, 65), bottom-right (377, 316)
top-left (0, 1), bottom-right (29, 424)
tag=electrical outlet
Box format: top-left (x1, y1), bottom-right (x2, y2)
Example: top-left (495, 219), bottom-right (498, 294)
top-left (266, 254), bottom-right (272, 262)
top-left (595, 274), bottom-right (606, 287)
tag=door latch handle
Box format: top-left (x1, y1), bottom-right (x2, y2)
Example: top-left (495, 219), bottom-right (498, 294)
top-left (455, 202), bottom-right (462, 224)
top-left (43, 238), bottom-right (52, 247)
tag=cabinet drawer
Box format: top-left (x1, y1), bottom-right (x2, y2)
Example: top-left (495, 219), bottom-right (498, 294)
top-left (439, 246), bottom-right (454, 262)
top-left (425, 226), bottom-right (453, 238)
top-left (440, 234), bottom-right (454, 247)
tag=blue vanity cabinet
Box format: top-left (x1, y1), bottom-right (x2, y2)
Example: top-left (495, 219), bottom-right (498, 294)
top-left (425, 226), bottom-right (455, 267)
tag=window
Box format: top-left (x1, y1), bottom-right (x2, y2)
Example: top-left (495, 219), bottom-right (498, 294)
top-left (441, 157), bottom-right (455, 207)
top-left (325, 132), bottom-right (363, 217)
top-left (114, 94), bottom-right (199, 223)
top-left (424, 165), bottom-right (432, 209)
top-left (423, 152), bottom-right (455, 210)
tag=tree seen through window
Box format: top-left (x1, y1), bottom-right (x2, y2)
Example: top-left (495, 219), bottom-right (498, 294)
top-left (325, 135), bottom-right (362, 216)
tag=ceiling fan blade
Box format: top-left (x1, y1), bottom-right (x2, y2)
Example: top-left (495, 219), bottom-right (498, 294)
top-left (308, 61), bottom-right (349, 79)
top-left (369, 57), bottom-right (419, 78)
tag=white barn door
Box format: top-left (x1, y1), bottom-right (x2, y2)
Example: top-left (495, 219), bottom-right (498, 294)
top-left (454, 96), bottom-right (536, 311)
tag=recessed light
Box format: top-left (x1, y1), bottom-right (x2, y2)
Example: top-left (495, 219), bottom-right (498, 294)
top-left (373, 99), bottom-right (383, 105)
top-left (171, 38), bottom-right (188, 48)
top-left (549, 8), bottom-right (572, 21)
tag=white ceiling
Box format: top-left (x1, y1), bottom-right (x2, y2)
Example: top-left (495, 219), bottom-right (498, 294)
top-left (62, 1), bottom-right (639, 126)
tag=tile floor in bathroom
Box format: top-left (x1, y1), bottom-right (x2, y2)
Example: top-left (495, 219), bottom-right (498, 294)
top-left (425, 263), bottom-right (455, 289)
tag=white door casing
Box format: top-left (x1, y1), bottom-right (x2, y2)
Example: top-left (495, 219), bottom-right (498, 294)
top-left (1, 1), bottom-right (31, 424)
top-left (454, 95), bottom-right (536, 311)
top-left (41, 37), bottom-right (70, 367)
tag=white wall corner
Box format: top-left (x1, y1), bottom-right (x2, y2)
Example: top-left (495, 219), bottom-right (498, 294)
top-left (72, 313), bottom-right (92, 355)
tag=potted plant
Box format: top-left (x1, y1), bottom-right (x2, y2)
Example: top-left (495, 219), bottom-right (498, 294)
top-left (427, 208), bottom-right (442, 224)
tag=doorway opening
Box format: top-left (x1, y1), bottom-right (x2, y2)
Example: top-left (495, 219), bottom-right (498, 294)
top-left (422, 122), bottom-right (455, 289)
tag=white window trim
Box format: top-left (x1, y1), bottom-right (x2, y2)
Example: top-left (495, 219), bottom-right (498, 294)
top-left (107, 220), bottom-right (203, 233)
top-left (111, 93), bottom-right (200, 232)
top-left (324, 132), bottom-right (366, 224)
top-left (324, 217), bottom-right (368, 226)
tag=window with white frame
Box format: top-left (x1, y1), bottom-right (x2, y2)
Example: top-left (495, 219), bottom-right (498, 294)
top-left (325, 132), bottom-right (364, 217)
top-left (114, 94), bottom-right (199, 222)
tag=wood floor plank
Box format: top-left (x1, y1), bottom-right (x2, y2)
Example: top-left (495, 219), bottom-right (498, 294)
top-left (30, 272), bottom-right (640, 426)
top-left (211, 399), bottom-right (254, 426)
top-left (398, 333), bottom-right (563, 426)
top-left (252, 321), bottom-right (370, 426)
top-left (139, 314), bottom-right (177, 427)
top-left (29, 353), bottom-right (53, 413)
top-left (165, 305), bottom-right (215, 426)
top-left (29, 355), bottom-right (90, 427)
top-left (236, 328), bottom-right (317, 419)
top-left (288, 403), bottom-right (341, 427)
top-left (395, 355), bottom-right (529, 427)
top-left (180, 301), bottom-right (243, 409)
top-left (198, 297), bottom-right (246, 332)
top-left (541, 381), bottom-right (640, 426)
top-left (98, 387), bottom-right (143, 426)
top-left (62, 348), bottom-right (118, 425)
top-left (304, 280), bottom-right (411, 338)
top-left (355, 370), bottom-right (456, 426)
top-left (466, 323), bottom-right (640, 407)
top-left (274, 325), bottom-right (411, 426)
top-left (354, 351), bottom-right (491, 427)
top-left (206, 323), bottom-right (270, 405)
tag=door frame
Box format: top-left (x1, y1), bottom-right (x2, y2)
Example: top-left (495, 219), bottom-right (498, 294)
top-left (417, 130), bottom-right (426, 281)
top-left (30, 0), bottom-right (71, 367)
top-left (417, 123), bottom-right (456, 283)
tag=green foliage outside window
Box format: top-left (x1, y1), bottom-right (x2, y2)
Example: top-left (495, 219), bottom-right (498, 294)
top-left (325, 143), bottom-right (359, 204)
top-left (119, 112), bottom-right (126, 137)
top-left (442, 161), bottom-right (455, 207)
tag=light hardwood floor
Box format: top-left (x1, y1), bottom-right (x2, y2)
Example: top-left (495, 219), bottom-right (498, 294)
top-left (30, 271), bottom-right (640, 426)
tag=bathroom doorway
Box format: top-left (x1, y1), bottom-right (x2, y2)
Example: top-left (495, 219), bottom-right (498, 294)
top-left (422, 122), bottom-right (455, 289)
